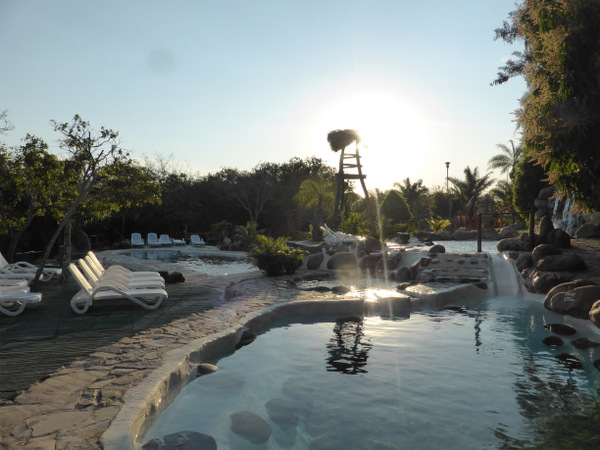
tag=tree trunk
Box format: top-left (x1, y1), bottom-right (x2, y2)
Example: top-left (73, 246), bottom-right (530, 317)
top-left (6, 205), bottom-right (36, 262)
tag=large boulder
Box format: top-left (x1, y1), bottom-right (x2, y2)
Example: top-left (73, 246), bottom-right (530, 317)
top-left (394, 266), bottom-right (413, 282)
top-left (265, 398), bottom-right (300, 431)
top-left (515, 253), bottom-right (534, 272)
top-left (428, 244), bottom-right (446, 254)
top-left (535, 254), bottom-right (586, 272)
top-left (538, 215), bottom-right (554, 243)
top-left (545, 285), bottom-right (600, 319)
top-left (230, 411), bottom-right (272, 444)
top-left (141, 431), bottom-right (217, 450)
top-left (327, 252), bottom-right (358, 270)
top-left (589, 300), bottom-right (600, 328)
top-left (357, 236), bottom-right (382, 253)
top-left (499, 226), bottom-right (520, 239)
top-left (522, 269), bottom-right (576, 294)
top-left (544, 279), bottom-right (598, 309)
top-left (452, 229), bottom-right (478, 240)
top-left (531, 244), bottom-right (561, 264)
top-left (547, 228), bottom-right (571, 248)
top-left (359, 253), bottom-right (382, 275)
top-left (306, 252), bottom-right (325, 270)
top-left (497, 238), bottom-right (529, 252)
top-left (576, 223), bottom-right (600, 238)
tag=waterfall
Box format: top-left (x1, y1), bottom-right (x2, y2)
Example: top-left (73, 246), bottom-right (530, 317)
top-left (489, 253), bottom-right (524, 297)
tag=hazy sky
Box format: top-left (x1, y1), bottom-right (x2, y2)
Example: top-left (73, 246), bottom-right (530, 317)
top-left (1, 0), bottom-right (525, 191)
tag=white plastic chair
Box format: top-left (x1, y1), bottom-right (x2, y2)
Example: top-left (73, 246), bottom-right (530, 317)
top-left (190, 234), bottom-right (206, 247)
top-left (0, 252), bottom-right (61, 282)
top-left (68, 263), bottom-right (167, 314)
top-left (159, 234), bottom-right (173, 246)
top-left (86, 252), bottom-right (164, 285)
top-left (78, 258), bottom-right (165, 290)
top-left (131, 233), bottom-right (145, 247)
top-left (147, 233), bottom-right (160, 247)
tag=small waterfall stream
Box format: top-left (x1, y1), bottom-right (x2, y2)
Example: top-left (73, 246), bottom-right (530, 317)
top-left (489, 252), bottom-right (524, 298)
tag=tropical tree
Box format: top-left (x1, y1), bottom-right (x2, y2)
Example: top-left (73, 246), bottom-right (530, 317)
top-left (488, 139), bottom-right (523, 179)
top-left (449, 166), bottom-right (494, 221)
top-left (489, 179), bottom-right (514, 212)
top-left (32, 115), bottom-right (128, 286)
top-left (1, 135), bottom-right (64, 262)
top-left (494, 0), bottom-right (600, 211)
top-left (293, 175), bottom-right (336, 241)
top-left (394, 177), bottom-right (430, 225)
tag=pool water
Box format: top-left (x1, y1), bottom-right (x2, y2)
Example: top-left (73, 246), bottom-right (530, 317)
top-left (141, 296), bottom-right (600, 449)
top-left (121, 250), bottom-right (258, 275)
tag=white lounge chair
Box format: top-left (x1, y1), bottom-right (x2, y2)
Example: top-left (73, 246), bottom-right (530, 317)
top-left (172, 237), bottom-right (186, 246)
top-left (85, 252), bottom-right (164, 286)
top-left (68, 263), bottom-right (167, 314)
top-left (131, 233), bottom-right (145, 247)
top-left (0, 290), bottom-right (42, 316)
top-left (78, 258), bottom-right (165, 290)
top-left (159, 234), bottom-right (173, 246)
top-left (190, 234), bottom-right (206, 247)
top-left (0, 252), bottom-right (61, 282)
top-left (147, 233), bottom-right (160, 247)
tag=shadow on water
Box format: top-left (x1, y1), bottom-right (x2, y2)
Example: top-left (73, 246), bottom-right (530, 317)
top-left (0, 278), bottom-right (222, 403)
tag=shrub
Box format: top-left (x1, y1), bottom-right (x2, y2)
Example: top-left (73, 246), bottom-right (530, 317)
top-left (249, 235), bottom-right (308, 277)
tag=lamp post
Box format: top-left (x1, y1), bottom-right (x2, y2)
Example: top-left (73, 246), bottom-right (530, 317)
top-left (445, 162), bottom-right (452, 224)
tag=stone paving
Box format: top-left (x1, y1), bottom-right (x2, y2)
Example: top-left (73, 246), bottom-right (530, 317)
top-left (1, 239), bottom-right (600, 449)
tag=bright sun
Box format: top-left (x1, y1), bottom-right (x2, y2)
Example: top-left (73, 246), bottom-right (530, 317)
top-left (314, 89), bottom-right (431, 191)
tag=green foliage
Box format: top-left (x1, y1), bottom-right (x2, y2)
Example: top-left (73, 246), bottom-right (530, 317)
top-left (249, 235), bottom-right (308, 277)
top-left (379, 190), bottom-right (412, 223)
top-left (488, 140), bottom-right (523, 180)
top-left (429, 218), bottom-right (451, 233)
top-left (211, 220), bottom-right (233, 245)
top-left (448, 166), bottom-right (494, 217)
top-left (339, 212), bottom-right (367, 236)
top-left (495, 0), bottom-right (600, 211)
top-left (513, 154), bottom-right (551, 213)
top-left (233, 221), bottom-right (262, 249)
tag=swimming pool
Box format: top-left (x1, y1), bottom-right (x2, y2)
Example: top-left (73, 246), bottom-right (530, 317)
top-left (140, 295), bottom-right (600, 449)
top-left (120, 249), bottom-right (258, 276)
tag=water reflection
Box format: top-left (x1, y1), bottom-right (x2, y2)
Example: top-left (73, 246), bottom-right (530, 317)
top-left (325, 317), bottom-right (373, 374)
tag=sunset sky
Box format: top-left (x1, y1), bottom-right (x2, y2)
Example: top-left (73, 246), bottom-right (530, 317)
top-left (1, 0), bottom-right (525, 191)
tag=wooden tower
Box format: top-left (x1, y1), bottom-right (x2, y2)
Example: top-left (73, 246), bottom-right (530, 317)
top-left (327, 129), bottom-right (369, 227)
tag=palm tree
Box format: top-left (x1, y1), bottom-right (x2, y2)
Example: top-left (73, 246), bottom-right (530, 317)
top-left (449, 166), bottom-right (494, 221)
top-left (488, 139), bottom-right (523, 179)
top-left (293, 175), bottom-right (336, 241)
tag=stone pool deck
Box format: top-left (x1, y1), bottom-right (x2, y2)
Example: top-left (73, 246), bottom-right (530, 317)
top-left (1, 239), bottom-right (600, 449)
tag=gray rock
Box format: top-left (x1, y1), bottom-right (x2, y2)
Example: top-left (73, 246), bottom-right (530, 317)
top-left (523, 269), bottom-right (576, 294)
top-left (452, 229), bottom-right (478, 240)
top-left (590, 300), bottom-right (600, 328)
top-left (230, 411), bottom-right (271, 444)
top-left (547, 228), bottom-right (571, 248)
top-left (536, 254), bottom-right (586, 272)
top-left (497, 238), bottom-right (530, 252)
top-left (544, 279), bottom-right (598, 308)
top-left (499, 226), bottom-right (520, 239)
top-left (265, 398), bottom-right (300, 431)
top-left (428, 244), bottom-right (446, 254)
top-left (539, 215), bottom-right (554, 243)
top-left (327, 252), bottom-right (358, 270)
top-left (575, 223), bottom-right (600, 238)
top-left (306, 252), bottom-right (325, 270)
top-left (396, 232), bottom-right (410, 244)
top-left (394, 266), bottom-right (413, 282)
top-left (515, 253), bottom-right (534, 272)
top-left (545, 285), bottom-right (600, 319)
top-left (531, 244), bottom-right (561, 264)
top-left (142, 431), bottom-right (217, 450)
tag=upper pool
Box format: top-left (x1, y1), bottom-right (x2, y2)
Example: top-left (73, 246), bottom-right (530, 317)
top-left (119, 249), bottom-right (259, 276)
